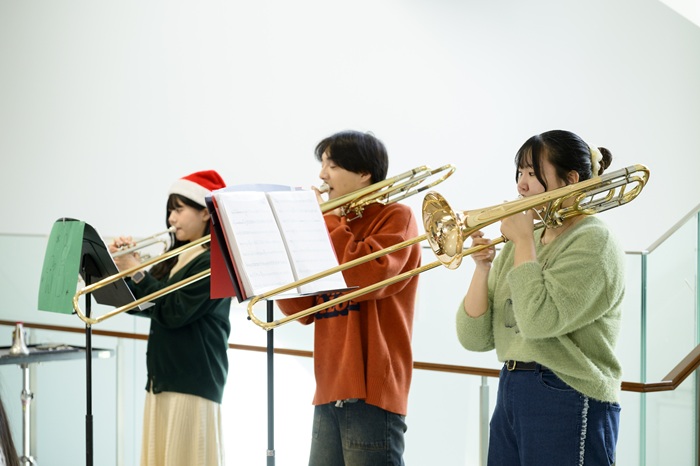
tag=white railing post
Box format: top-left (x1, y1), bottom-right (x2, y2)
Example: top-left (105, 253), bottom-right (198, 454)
top-left (480, 376), bottom-right (489, 466)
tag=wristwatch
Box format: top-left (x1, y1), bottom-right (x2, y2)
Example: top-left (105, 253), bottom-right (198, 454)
top-left (131, 270), bottom-right (147, 284)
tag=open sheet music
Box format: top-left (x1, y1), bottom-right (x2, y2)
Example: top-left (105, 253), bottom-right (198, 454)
top-left (211, 186), bottom-right (347, 301)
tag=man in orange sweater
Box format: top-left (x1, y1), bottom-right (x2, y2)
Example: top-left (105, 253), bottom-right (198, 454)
top-left (276, 130), bottom-right (422, 466)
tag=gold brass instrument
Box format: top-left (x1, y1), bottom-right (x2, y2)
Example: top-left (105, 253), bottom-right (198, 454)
top-left (74, 235), bottom-right (212, 326)
top-left (423, 163), bottom-right (650, 270)
top-left (320, 164), bottom-right (456, 220)
top-left (72, 164), bottom-right (457, 326)
top-left (246, 164), bottom-right (649, 330)
top-left (111, 227), bottom-right (176, 259)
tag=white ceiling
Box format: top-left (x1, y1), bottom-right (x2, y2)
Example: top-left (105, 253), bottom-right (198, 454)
top-left (659, 0), bottom-right (700, 26)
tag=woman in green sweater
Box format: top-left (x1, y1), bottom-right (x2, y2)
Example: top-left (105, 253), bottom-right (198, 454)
top-left (111, 170), bottom-right (231, 466)
top-left (456, 130), bottom-right (624, 465)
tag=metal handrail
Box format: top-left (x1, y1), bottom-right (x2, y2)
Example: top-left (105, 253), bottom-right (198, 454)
top-left (631, 201), bottom-right (700, 255)
top-left (3, 320), bottom-right (698, 393)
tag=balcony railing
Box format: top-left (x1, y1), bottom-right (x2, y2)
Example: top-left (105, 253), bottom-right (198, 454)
top-left (0, 202), bottom-right (698, 465)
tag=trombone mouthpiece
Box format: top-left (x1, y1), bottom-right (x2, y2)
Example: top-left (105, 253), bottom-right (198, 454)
top-left (318, 183), bottom-right (330, 194)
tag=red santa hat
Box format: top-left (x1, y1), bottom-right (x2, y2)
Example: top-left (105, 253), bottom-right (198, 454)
top-left (168, 170), bottom-right (226, 206)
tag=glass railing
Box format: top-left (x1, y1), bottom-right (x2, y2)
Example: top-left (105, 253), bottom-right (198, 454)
top-left (0, 204), bottom-right (698, 466)
top-left (624, 206), bottom-right (699, 466)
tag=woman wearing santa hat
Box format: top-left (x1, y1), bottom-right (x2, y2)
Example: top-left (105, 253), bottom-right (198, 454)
top-left (110, 170), bottom-right (231, 466)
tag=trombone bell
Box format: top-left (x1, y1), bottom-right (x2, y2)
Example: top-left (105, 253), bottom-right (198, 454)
top-left (422, 163), bottom-right (650, 270)
top-left (423, 192), bottom-right (466, 270)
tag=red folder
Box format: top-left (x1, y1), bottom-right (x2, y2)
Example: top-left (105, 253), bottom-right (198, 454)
top-left (206, 197), bottom-right (245, 301)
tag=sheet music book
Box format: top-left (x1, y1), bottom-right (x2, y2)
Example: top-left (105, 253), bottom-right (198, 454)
top-left (211, 186), bottom-right (347, 301)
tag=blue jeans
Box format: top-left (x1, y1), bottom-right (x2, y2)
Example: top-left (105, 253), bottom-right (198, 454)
top-left (488, 365), bottom-right (621, 466)
top-left (308, 399), bottom-right (407, 466)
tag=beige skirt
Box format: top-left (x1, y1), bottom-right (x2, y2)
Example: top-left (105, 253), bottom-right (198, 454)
top-left (141, 391), bottom-right (224, 466)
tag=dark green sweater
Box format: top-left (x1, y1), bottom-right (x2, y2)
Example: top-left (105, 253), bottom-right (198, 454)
top-left (129, 250), bottom-right (231, 404)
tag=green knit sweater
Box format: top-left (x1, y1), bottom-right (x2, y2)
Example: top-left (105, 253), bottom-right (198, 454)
top-left (456, 216), bottom-right (625, 403)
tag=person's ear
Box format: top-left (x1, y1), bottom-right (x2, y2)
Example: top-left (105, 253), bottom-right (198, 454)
top-left (567, 170), bottom-right (579, 185)
top-left (360, 172), bottom-right (372, 184)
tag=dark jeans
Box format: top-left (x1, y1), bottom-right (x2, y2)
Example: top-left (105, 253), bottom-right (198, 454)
top-left (488, 365), bottom-right (621, 466)
top-left (308, 399), bottom-right (407, 466)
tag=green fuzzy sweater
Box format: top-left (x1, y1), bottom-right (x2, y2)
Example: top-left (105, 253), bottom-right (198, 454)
top-left (456, 216), bottom-right (625, 403)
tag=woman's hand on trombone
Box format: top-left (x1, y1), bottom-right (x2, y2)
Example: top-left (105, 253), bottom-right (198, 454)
top-left (109, 236), bottom-right (141, 272)
top-left (469, 231), bottom-right (496, 271)
top-left (500, 209), bottom-right (538, 267)
top-left (500, 209), bottom-right (537, 245)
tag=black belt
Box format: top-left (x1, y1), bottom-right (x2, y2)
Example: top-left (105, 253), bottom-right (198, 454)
top-left (504, 360), bottom-right (548, 371)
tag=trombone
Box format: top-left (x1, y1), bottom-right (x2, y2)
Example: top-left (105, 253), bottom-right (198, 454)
top-left (74, 235), bottom-right (212, 326)
top-left (246, 163), bottom-right (649, 330)
top-left (72, 164), bottom-right (457, 326)
top-left (321, 164), bottom-right (457, 220)
top-left (111, 227), bottom-right (176, 259)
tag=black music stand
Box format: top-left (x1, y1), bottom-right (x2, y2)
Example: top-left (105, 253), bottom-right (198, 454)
top-left (38, 218), bottom-right (149, 466)
top-left (206, 197), bottom-right (278, 465)
top-left (266, 301), bottom-right (275, 466)
top-left (81, 221), bottom-right (153, 466)
top-left (206, 187), bottom-right (350, 465)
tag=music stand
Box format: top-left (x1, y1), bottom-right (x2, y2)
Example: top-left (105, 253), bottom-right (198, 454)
top-left (206, 198), bottom-right (278, 465)
top-left (265, 301), bottom-right (275, 466)
top-left (38, 218), bottom-right (150, 466)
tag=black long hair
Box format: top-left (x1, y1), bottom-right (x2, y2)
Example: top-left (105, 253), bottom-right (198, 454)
top-left (514, 130), bottom-right (613, 190)
top-left (149, 194), bottom-right (211, 281)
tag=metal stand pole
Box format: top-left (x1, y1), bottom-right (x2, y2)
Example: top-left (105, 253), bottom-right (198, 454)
top-left (479, 376), bottom-right (489, 466)
top-left (267, 300), bottom-right (275, 465)
top-left (85, 294), bottom-right (93, 466)
top-left (19, 363), bottom-right (36, 465)
top-left (80, 257), bottom-right (96, 466)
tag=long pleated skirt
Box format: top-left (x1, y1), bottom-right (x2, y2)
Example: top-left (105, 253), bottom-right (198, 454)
top-left (141, 390), bottom-right (225, 466)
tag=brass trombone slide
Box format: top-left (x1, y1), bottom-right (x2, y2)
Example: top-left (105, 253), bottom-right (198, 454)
top-left (246, 163), bottom-right (649, 330)
top-left (321, 164), bottom-right (456, 220)
top-left (72, 164), bottom-right (456, 326)
top-left (73, 235), bottom-right (211, 326)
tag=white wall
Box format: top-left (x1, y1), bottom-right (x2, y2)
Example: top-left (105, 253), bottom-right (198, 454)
top-left (1, 0), bottom-right (699, 249)
top-left (1, 0), bottom-right (699, 465)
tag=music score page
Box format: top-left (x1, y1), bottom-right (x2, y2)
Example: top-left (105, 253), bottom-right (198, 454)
top-left (266, 190), bottom-right (346, 295)
top-left (213, 188), bottom-right (347, 299)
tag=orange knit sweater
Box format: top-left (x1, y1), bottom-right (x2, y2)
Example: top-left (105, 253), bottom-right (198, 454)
top-left (277, 202), bottom-right (421, 415)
